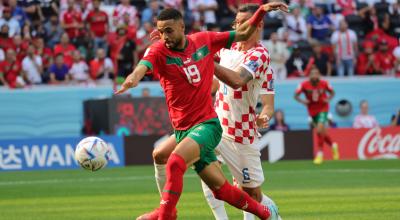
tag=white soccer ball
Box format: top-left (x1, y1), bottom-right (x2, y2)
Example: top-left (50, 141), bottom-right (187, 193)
top-left (75, 136), bottom-right (111, 171)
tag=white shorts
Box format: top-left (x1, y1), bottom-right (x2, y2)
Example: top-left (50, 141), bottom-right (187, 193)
top-left (215, 137), bottom-right (265, 188)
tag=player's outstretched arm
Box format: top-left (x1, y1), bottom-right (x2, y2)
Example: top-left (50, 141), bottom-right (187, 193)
top-left (234, 2), bottom-right (288, 42)
top-left (115, 64), bottom-right (148, 94)
top-left (214, 63), bottom-right (253, 89)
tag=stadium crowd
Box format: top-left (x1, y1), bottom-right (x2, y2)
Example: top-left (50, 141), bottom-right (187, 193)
top-left (0, 0), bottom-right (399, 88)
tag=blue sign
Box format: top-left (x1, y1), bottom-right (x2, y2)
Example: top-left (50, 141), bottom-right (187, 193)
top-left (0, 136), bottom-right (125, 171)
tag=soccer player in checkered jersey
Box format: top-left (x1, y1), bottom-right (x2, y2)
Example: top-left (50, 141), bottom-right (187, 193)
top-left (116, 4), bottom-right (288, 220)
top-left (294, 66), bottom-right (340, 165)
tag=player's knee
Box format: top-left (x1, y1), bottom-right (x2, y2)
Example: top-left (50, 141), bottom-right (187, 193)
top-left (166, 153), bottom-right (187, 174)
top-left (243, 187), bottom-right (262, 202)
top-left (152, 147), bottom-right (169, 164)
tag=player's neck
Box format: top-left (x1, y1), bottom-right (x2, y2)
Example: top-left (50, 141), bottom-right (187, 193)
top-left (238, 39), bottom-right (258, 51)
top-left (175, 37), bottom-right (188, 51)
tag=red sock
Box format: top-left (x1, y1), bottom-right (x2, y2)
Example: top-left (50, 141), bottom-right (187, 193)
top-left (324, 134), bottom-right (333, 146)
top-left (213, 181), bottom-right (270, 220)
top-left (159, 153), bottom-right (186, 220)
top-left (317, 133), bottom-right (324, 151)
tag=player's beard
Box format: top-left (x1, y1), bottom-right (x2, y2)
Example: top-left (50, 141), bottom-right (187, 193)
top-left (311, 79), bottom-right (320, 85)
top-left (165, 36), bottom-right (183, 49)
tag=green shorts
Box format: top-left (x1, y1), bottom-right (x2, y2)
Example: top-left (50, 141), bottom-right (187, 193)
top-left (312, 112), bottom-right (329, 125)
top-left (174, 118), bottom-right (222, 173)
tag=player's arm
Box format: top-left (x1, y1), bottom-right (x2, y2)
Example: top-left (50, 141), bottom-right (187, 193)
top-left (233, 2), bottom-right (288, 42)
top-left (257, 94), bottom-right (274, 128)
top-left (214, 63), bottom-right (253, 89)
top-left (325, 83), bottom-right (335, 102)
top-left (294, 85), bottom-right (309, 105)
top-left (211, 78), bottom-right (220, 96)
top-left (115, 64), bottom-right (148, 94)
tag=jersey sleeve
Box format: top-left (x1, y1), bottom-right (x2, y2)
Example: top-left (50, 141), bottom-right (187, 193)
top-left (260, 68), bottom-right (275, 95)
top-left (207, 31), bottom-right (236, 54)
top-left (325, 81), bottom-right (334, 92)
top-left (138, 45), bottom-right (158, 72)
top-left (240, 48), bottom-right (270, 79)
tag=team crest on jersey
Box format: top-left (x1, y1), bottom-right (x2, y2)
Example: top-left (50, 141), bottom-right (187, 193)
top-left (245, 60), bottom-right (259, 73)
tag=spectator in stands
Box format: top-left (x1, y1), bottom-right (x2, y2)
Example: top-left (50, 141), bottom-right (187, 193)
top-left (48, 53), bottom-right (70, 84)
top-left (359, 6), bottom-right (378, 35)
top-left (263, 32), bottom-right (289, 80)
top-left (142, 87), bottom-right (150, 98)
top-left (307, 6), bottom-right (333, 43)
top-left (136, 21), bottom-right (154, 61)
top-left (376, 40), bottom-right (396, 75)
top-left (0, 48), bottom-right (26, 88)
top-left (269, 109), bottom-right (290, 131)
top-left (0, 24), bottom-right (12, 49)
top-left (22, 44), bottom-right (43, 85)
top-left (164, 0), bottom-right (184, 12)
top-left (141, 0), bottom-right (161, 25)
top-left (331, 20), bottom-right (358, 77)
top-left (69, 50), bottom-right (89, 83)
top-left (61, 0), bottom-right (84, 44)
top-left (54, 33), bottom-right (76, 67)
top-left (44, 15), bottom-right (63, 48)
top-left (18, 0), bottom-right (43, 26)
top-left (389, 0), bottom-right (400, 16)
top-left (285, 6), bottom-right (307, 43)
top-left (9, 0), bottom-right (28, 28)
top-left (33, 37), bottom-right (53, 73)
top-left (356, 41), bottom-right (381, 75)
top-left (353, 100), bottom-right (379, 128)
top-left (0, 7), bottom-right (20, 37)
top-left (89, 48), bottom-right (114, 85)
top-left (39, 0), bottom-right (59, 19)
top-left (112, 0), bottom-right (138, 28)
top-left (11, 35), bottom-right (28, 63)
top-left (189, 0), bottom-right (218, 25)
top-left (394, 39), bottom-right (400, 76)
top-left (391, 109), bottom-right (400, 126)
top-left (86, 0), bottom-right (109, 54)
top-left (305, 41), bottom-right (332, 76)
top-left (336, 0), bottom-right (356, 16)
top-left (290, 0), bottom-right (312, 17)
top-left (286, 44), bottom-right (308, 77)
top-left (116, 28), bottom-right (137, 79)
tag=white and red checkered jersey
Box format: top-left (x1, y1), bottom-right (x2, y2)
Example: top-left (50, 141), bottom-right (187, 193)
top-left (215, 42), bottom-right (274, 144)
top-left (112, 4), bottom-right (137, 26)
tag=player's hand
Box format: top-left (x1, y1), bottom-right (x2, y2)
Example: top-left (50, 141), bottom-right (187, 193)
top-left (256, 115), bottom-right (270, 129)
top-left (150, 29), bottom-right (161, 42)
top-left (262, 2), bottom-right (289, 13)
top-left (115, 76), bottom-right (136, 95)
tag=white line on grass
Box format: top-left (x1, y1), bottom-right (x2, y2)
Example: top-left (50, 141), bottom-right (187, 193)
top-left (0, 169), bottom-right (399, 186)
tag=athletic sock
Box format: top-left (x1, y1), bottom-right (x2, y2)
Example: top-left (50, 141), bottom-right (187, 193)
top-left (159, 153), bottom-right (187, 220)
top-left (317, 133), bottom-right (324, 151)
top-left (154, 162), bottom-right (166, 196)
top-left (201, 180), bottom-right (228, 220)
top-left (324, 134), bottom-right (333, 146)
top-left (213, 181), bottom-right (270, 220)
top-left (243, 194), bottom-right (272, 220)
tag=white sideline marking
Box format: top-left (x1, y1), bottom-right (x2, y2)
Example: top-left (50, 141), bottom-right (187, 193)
top-left (0, 169), bottom-right (399, 186)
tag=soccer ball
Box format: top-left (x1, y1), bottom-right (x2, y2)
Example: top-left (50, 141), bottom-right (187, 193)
top-left (75, 136), bottom-right (111, 171)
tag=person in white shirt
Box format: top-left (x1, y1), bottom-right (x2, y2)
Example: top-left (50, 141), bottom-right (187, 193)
top-left (353, 100), bottom-right (379, 128)
top-left (0, 7), bottom-right (20, 37)
top-left (331, 20), bottom-right (358, 77)
top-left (69, 50), bottom-right (90, 83)
top-left (188, 0), bottom-right (218, 25)
top-left (285, 6), bottom-right (307, 42)
top-left (263, 32), bottom-right (289, 80)
top-left (22, 45), bottom-right (43, 84)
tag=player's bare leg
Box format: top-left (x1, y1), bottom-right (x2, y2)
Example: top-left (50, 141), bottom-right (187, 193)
top-left (152, 135), bottom-right (177, 196)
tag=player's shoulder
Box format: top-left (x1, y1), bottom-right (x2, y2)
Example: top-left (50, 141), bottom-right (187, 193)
top-left (247, 43), bottom-right (269, 59)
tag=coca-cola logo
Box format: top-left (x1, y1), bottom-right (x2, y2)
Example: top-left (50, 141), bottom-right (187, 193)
top-left (358, 127), bottom-right (400, 159)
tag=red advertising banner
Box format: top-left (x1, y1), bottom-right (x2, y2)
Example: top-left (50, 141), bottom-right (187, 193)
top-left (313, 126), bottom-right (400, 160)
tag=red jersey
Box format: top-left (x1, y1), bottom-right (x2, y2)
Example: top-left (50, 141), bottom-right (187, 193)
top-left (62, 9), bottom-right (83, 38)
top-left (296, 79), bottom-right (333, 117)
top-left (376, 51), bottom-right (396, 71)
top-left (0, 60), bottom-right (22, 88)
top-left (86, 10), bottom-right (108, 37)
top-left (54, 44), bottom-right (76, 67)
top-left (139, 31), bottom-right (235, 130)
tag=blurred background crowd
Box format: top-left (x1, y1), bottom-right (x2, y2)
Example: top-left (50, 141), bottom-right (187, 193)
top-left (0, 0), bottom-right (399, 88)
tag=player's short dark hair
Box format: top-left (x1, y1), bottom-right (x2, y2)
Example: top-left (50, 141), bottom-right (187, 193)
top-left (157, 8), bottom-right (183, 21)
top-left (238, 4), bottom-right (260, 14)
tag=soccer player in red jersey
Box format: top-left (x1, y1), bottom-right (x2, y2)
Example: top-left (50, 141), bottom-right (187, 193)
top-left (116, 3), bottom-right (288, 220)
top-left (294, 66), bottom-right (339, 164)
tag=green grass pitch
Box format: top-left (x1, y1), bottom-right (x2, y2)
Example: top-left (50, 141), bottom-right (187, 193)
top-left (1, 159), bottom-right (399, 220)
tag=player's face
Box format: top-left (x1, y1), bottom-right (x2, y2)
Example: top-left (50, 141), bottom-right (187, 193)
top-left (309, 69), bottom-right (320, 85)
top-left (234, 12), bottom-right (262, 42)
top-left (157, 19), bottom-right (185, 49)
